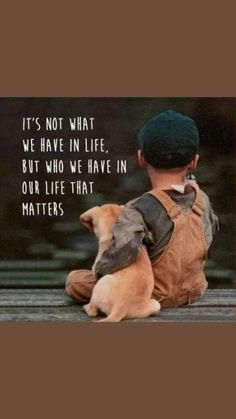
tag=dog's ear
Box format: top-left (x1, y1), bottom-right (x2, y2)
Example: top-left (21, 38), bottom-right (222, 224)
top-left (80, 209), bottom-right (94, 231)
top-left (80, 207), bottom-right (100, 232)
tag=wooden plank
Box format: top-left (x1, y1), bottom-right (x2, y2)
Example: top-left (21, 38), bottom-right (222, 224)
top-left (0, 289), bottom-right (235, 307)
top-left (0, 269), bottom-right (234, 289)
top-left (191, 289), bottom-right (236, 306)
top-left (205, 268), bottom-right (236, 281)
top-left (0, 306), bottom-right (88, 322)
top-left (0, 306), bottom-right (235, 322)
top-left (0, 271), bottom-right (67, 278)
top-left (0, 289), bottom-right (72, 306)
top-left (0, 268), bottom-right (235, 289)
top-left (0, 260), bottom-right (66, 270)
top-left (0, 271), bottom-right (68, 288)
top-left (0, 289), bottom-right (235, 322)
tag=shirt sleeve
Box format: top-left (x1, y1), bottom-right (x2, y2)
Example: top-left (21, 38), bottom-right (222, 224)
top-left (202, 191), bottom-right (219, 249)
top-left (209, 204), bottom-right (219, 234)
top-left (94, 204), bottom-right (147, 278)
top-left (203, 191), bottom-right (219, 234)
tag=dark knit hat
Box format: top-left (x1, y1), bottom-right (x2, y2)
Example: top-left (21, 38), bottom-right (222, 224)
top-left (138, 110), bottom-right (200, 168)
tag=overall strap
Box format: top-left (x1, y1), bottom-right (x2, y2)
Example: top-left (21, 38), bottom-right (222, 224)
top-left (191, 192), bottom-right (205, 216)
top-left (187, 182), bottom-right (205, 216)
top-left (148, 189), bottom-right (182, 220)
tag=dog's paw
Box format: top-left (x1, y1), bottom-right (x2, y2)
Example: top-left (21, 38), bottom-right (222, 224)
top-left (155, 301), bottom-right (161, 313)
top-left (150, 299), bottom-right (161, 315)
top-left (83, 303), bottom-right (89, 314)
top-left (83, 303), bottom-right (98, 317)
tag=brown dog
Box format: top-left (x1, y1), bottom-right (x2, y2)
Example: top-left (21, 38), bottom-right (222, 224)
top-left (80, 204), bottom-right (160, 322)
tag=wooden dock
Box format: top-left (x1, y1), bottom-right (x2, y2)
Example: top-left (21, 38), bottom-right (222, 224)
top-left (0, 288), bottom-right (235, 322)
top-left (0, 262), bottom-right (235, 322)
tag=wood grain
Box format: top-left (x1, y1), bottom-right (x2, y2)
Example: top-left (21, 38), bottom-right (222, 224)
top-left (0, 289), bottom-right (235, 322)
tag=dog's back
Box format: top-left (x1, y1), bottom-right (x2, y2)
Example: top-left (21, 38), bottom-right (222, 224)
top-left (81, 204), bottom-right (160, 321)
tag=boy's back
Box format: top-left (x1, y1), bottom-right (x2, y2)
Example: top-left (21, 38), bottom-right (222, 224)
top-left (148, 184), bottom-right (214, 307)
top-left (94, 182), bottom-right (218, 307)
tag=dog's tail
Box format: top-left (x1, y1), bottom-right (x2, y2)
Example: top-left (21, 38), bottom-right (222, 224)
top-left (96, 309), bottom-right (125, 322)
top-left (97, 315), bottom-right (123, 322)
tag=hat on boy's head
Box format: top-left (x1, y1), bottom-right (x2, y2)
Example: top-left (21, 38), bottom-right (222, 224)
top-left (138, 110), bottom-right (200, 168)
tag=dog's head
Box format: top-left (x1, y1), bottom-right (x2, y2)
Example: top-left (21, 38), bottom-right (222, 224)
top-left (80, 204), bottom-right (124, 242)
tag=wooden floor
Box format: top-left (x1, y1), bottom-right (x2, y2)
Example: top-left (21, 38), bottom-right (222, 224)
top-left (0, 288), bottom-right (235, 322)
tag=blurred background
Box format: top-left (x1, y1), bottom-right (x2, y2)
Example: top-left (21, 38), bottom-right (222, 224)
top-left (0, 98), bottom-right (235, 288)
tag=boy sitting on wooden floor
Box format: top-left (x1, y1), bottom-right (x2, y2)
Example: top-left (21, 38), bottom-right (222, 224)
top-left (66, 110), bottom-right (218, 308)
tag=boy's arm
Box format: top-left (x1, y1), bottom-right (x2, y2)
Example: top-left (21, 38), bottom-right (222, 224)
top-left (204, 192), bottom-right (219, 234)
top-left (94, 205), bottom-right (147, 278)
top-left (202, 192), bottom-right (219, 250)
top-left (209, 205), bottom-right (219, 234)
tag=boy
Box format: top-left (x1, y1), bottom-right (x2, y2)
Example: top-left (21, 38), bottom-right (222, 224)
top-left (66, 110), bottom-right (218, 308)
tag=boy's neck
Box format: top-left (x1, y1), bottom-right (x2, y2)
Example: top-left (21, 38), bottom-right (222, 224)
top-left (147, 166), bottom-right (187, 191)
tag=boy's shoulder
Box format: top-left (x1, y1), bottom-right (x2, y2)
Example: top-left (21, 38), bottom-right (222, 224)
top-left (126, 193), bottom-right (152, 206)
top-left (124, 192), bottom-right (167, 218)
top-left (125, 186), bottom-right (212, 215)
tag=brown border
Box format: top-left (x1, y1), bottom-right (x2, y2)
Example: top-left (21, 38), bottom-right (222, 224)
top-left (1, 1), bottom-right (236, 97)
top-left (1, 1), bottom-right (236, 417)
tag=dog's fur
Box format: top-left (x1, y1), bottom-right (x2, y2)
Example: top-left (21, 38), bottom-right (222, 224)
top-left (80, 204), bottom-right (160, 322)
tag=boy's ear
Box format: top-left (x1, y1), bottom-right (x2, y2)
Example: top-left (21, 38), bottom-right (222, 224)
top-left (187, 154), bottom-right (199, 171)
top-left (137, 149), bottom-right (147, 168)
top-left (80, 207), bottom-right (99, 232)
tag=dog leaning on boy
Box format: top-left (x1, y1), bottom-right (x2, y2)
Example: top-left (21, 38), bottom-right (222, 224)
top-left (66, 110), bottom-right (219, 318)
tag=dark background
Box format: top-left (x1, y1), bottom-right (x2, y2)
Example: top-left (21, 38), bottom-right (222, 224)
top-left (0, 97), bottom-right (235, 287)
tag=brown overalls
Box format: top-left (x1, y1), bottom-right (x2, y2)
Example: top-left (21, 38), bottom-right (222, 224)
top-left (65, 186), bottom-right (208, 308)
top-left (149, 187), bottom-right (208, 307)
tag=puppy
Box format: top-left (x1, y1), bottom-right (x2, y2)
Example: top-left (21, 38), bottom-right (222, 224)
top-left (80, 204), bottom-right (160, 322)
